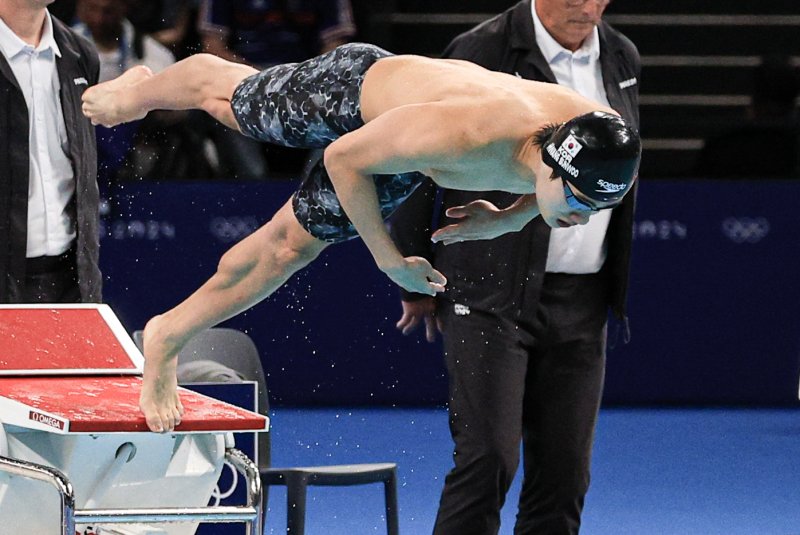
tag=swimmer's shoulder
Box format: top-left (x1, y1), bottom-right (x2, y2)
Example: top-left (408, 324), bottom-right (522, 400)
top-left (373, 54), bottom-right (489, 78)
top-left (518, 81), bottom-right (618, 121)
top-left (430, 95), bottom-right (539, 149)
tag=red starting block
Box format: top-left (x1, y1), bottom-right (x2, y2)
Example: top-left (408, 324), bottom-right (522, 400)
top-left (0, 305), bottom-right (142, 375)
top-left (0, 304), bottom-right (266, 535)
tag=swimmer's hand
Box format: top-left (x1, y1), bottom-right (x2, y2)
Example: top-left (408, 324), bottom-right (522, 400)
top-left (432, 200), bottom-right (516, 245)
top-left (381, 256), bottom-right (447, 296)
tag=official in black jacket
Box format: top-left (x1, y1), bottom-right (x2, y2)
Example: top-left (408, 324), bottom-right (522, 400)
top-left (0, 4), bottom-right (101, 303)
top-left (391, 0), bottom-right (640, 533)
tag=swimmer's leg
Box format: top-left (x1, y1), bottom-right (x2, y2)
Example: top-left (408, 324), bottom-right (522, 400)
top-left (82, 53), bottom-right (257, 130)
top-left (139, 200), bottom-right (329, 432)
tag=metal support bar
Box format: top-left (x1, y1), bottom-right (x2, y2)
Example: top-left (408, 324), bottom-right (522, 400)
top-left (226, 446), bottom-right (263, 535)
top-left (73, 505), bottom-right (259, 523)
top-left (0, 454), bottom-right (76, 535)
top-left (2, 448), bottom-right (262, 535)
top-left (84, 442), bottom-right (136, 509)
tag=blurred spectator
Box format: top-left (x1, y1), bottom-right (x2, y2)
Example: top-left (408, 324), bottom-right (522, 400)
top-left (152, 0), bottom-right (204, 60)
top-left (197, 0), bottom-right (357, 179)
top-left (73, 0), bottom-right (178, 197)
top-left (73, 0), bottom-right (175, 83)
top-left (52, 0), bottom-right (189, 56)
top-left (124, 0), bottom-right (170, 34)
top-left (694, 55), bottom-right (800, 178)
top-left (49, 0), bottom-right (77, 23)
top-left (198, 0), bottom-right (356, 67)
top-left (51, 0), bottom-right (168, 31)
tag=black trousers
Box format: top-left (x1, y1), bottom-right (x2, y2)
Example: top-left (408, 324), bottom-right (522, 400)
top-left (23, 248), bottom-right (81, 303)
top-left (433, 272), bottom-right (608, 535)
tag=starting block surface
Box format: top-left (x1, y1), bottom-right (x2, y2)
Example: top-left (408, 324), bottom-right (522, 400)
top-left (0, 304), bottom-right (269, 434)
top-left (0, 304), bottom-right (143, 375)
top-left (0, 376), bottom-right (268, 434)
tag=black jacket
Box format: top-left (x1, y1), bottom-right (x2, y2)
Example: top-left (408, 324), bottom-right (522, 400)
top-left (0, 16), bottom-right (101, 303)
top-left (390, 0), bottom-right (641, 320)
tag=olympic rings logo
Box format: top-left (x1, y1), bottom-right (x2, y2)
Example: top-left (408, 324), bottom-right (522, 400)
top-left (209, 216), bottom-right (261, 243)
top-left (633, 220), bottom-right (688, 240)
top-left (720, 217), bottom-right (770, 244)
top-left (209, 460), bottom-right (240, 506)
top-left (100, 219), bottom-right (176, 241)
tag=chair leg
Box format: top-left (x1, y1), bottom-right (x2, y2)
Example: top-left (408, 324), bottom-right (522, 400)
top-left (384, 469), bottom-right (400, 535)
top-left (286, 473), bottom-right (309, 535)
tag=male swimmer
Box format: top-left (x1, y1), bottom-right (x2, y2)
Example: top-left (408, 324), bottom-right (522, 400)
top-left (82, 43), bottom-right (641, 432)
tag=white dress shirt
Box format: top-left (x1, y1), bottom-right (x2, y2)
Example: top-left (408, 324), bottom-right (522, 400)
top-left (531, 0), bottom-right (612, 274)
top-left (0, 11), bottom-right (76, 258)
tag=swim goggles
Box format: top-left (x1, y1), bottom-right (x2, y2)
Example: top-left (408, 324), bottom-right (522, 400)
top-left (562, 181), bottom-right (600, 212)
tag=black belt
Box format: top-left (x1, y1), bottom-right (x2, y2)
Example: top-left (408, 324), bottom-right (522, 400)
top-left (26, 247), bottom-right (76, 275)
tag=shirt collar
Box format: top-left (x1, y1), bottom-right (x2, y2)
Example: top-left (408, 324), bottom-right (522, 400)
top-left (0, 10), bottom-right (61, 60)
top-left (530, 0), bottom-right (600, 64)
top-left (39, 11), bottom-right (61, 57)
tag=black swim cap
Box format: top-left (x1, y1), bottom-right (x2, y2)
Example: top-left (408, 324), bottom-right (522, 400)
top-left (541, 111), bottom-right (641, 204)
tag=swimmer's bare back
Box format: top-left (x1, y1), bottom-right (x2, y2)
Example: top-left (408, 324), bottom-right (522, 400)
top-left (358, 54), bottom-right (610, 127)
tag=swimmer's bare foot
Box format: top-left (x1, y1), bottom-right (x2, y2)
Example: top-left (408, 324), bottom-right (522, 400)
top-left (82, 65), bottom-right (153, 127)
top-left (140, 314), bottom-right (185, 433)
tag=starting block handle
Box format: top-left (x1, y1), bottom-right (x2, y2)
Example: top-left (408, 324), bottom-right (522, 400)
top-left (0, 455), bottom-right (76, 535)
top-left (83, 442), bottom-right (137, 509)
top-left (1, 448), bottom-right (262, 535)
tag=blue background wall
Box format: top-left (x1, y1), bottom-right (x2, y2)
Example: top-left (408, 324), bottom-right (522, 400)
top-left (99, 180), bottom-right (800, 407)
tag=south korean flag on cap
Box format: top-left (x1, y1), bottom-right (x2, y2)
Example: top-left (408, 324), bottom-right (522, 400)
top-left (560, 134), bottom-right (583, 158)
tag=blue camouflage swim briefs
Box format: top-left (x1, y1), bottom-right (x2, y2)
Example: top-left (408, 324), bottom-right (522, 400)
top-left (230, 43), bottom-right (427, 243)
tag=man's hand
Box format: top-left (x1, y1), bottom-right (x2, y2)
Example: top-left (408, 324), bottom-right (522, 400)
top-left (396, 297), bottom-right (440, 342)
top-left (431, 200), bottom-right (516, 245)
top-left (381, 256), bottom-right (447, 296)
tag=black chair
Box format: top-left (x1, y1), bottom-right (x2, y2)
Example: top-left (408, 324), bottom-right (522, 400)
top-left (132, 328), bottom-right (399, 535)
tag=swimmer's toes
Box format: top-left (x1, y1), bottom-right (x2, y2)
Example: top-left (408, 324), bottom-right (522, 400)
top-left (146, 413), bottom-right (164, 433)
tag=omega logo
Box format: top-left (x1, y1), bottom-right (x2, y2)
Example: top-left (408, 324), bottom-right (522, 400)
top-left (29, 410), bottom-right (65, 430)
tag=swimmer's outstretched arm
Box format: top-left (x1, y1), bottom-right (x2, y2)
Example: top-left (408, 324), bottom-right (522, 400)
top-left (81, 53), bottom-right (257, 130)
top-left (431, 194), bottom-right (541, 245)
top-left (323, 103), bottom-right (475, 295)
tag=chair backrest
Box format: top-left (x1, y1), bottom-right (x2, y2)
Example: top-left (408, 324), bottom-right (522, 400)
top-left (132, 327), bottom-right (270, 469)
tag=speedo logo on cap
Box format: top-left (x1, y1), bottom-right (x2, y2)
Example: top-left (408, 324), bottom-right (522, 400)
top-left (596, 179), bottom-right (627, 194)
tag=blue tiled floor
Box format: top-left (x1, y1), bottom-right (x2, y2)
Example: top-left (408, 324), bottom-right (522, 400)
top-left (263, 407), bottom-right (800, 535)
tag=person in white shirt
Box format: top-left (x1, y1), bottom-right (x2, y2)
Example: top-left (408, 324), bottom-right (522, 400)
top-left (391, 0), bottom-right (641, 533)
top-left (0, 0), bottom-right (101, 303)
